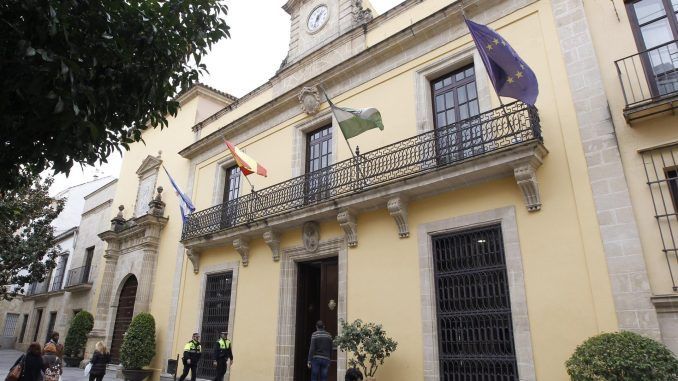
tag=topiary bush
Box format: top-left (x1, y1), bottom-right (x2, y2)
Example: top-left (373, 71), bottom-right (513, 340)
top-left (120, 313), bottom-right (156, 370)
top-left (334, 319), bottom-right (398, 378)
top-left (63, 311), bottom-right (94, 361)
top-left (566, 331), bottom-right (678, 381)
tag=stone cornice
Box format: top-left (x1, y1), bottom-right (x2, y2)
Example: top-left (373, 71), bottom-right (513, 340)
top-left (81, 199), bottom-right (113, 218)
top-left (98, 214), bottom-right (168, 251)
top-left (179, 0), bottom-right (522, 159)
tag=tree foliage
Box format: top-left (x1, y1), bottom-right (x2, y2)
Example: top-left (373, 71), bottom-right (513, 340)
top-left (0, 0), bottom-right (230, 190)
top-left (64, 310), bottom-right (94, 359)
top-left (0, 175), bottom-right (64, 300)
top-left (566, 331), bottom-right (678, 381)
top-left (120, 312), bottom-right (156, 370)
top-left (334, 319), bottom-right (398, 377)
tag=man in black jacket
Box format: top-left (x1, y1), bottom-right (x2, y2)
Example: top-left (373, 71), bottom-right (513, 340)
top-left (179, 333), bottom-right (201, 381)
top-left (307, 320), bottom-right (333, 381)
top-left (212, 331), bottom-right (233, 381)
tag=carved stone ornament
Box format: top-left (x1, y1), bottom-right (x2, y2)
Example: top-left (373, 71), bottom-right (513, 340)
top-left (514, 164), bottom-right (542, 212)
top-left (337, 210), bottom-right (358, 247)
top-left (233, 237), bottom-right (250, 267)
top-left (186, 247), bottom-right (199, 274)
top-left (111, 205), bottom-right (126, 231)
top-left (353, 0), bottom-right (373, 26)
top-left (302, 221), bottom-right (320, 252)
top-left (147, 186), bottom-right (166, 217)
top-left (298, 86), bottom-right (321, 115)
top-left (263, 230), bottom-right (281, 261)
top-left (387, 196), bottom-right (409, 238)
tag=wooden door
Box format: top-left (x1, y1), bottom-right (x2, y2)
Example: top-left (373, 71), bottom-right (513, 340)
top-left (110, 276), bottom-right (138, 363)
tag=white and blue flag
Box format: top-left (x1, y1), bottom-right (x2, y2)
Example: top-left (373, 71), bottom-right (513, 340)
top-left (162, 166), bottom-right (195, 223)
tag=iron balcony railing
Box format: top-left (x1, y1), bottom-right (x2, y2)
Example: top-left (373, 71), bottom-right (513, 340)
top-left (182, 101), bottom-right (541, 241)
top-left (65, 266), bottom-right (92, 288)
top-left (50, 273), bottom-right (64, 292)
top-left (615, 40), bottom-right (678, 108)
top-left (27, 280), bottom-right (49, 296)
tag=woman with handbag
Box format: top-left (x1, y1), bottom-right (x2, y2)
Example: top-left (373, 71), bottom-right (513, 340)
top-left (88, 341), bottom-right (111, 381)
top-left (6, 342), bottom-right (45, 381)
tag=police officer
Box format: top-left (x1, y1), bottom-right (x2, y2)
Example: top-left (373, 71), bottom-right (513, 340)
top-left (212, 331), bottom-right (233, 381)
top-left (179, 333), bottom-right (201, 381)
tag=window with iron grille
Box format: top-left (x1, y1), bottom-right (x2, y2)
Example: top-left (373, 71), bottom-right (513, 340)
top-left (3, 313), bottom-right (19, 337)
top-left (432, 225), bottom-right (518, 380)
top-left (220, 166), bottom-right (242, 228)
top-left (306, 125), bottom-right (333, 202)
top-left (641, 144), bottom-right (678, 291)
top-left (431, 65), bottom-right (482, 163)
top-left (198, 272), bottom-right (233, 379)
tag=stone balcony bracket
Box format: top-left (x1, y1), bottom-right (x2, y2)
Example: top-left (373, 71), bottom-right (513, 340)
top-left (387, 196), bottom-right (409, 238)
top-left (513, 162), bottom-right (542, 212)
top-left (186, 247), bottom-right (201, 274)
top-left (263, 230), bottom-right (282, 261)
top-left (233, 237), bottom-right (250, 267)
top-left (338, 210), bottom-right (358, 247)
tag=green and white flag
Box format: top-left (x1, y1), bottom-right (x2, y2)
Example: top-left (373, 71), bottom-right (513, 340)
top-left (327, 98), bottom-right (384, 139)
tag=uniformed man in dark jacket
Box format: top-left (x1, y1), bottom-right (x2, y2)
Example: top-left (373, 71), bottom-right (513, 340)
top-left (212, 331), bottom-right (233, 381)
top-left (179, 333), bottom-right (202, 381)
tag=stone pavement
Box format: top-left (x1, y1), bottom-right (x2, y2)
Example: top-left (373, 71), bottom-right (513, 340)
top-left (0, 349), bottom-right (117, 381)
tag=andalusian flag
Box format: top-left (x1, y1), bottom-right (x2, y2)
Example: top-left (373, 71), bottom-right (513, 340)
top-left (326, 97), bottom-right (384, 140)
top-left (222, 138), bottom-right (268, 177)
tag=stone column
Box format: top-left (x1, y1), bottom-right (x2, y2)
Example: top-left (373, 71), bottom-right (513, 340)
top-left (134, 247), bottom-right (159, 313)
top-left (87, 238), bottom-right (120, 358)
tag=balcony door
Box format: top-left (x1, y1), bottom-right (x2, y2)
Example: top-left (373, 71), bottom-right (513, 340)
top-left (627, 0), bottom-right (678, 96)
top-left (220, 165), bottom-right (241, 229)
top-left (432, 65), bottom-right (481, 164)
top-left (306, 125), bottom-right (333, 203)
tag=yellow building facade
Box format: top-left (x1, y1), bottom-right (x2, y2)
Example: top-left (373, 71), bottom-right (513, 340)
top-left (94, 1), bottom-right (677, 381)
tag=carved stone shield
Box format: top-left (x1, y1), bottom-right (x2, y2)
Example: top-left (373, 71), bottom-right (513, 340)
top-left (302, 221), bottom-right (320, 252)
top-left (298, 86), bottom-right (321, 115)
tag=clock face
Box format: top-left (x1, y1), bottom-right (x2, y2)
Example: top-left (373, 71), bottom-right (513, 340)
top-left (307, 5), bottom-right (329, 33)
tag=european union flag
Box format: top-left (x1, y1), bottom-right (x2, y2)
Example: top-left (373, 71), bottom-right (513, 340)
top-left (465, 18), bottom-right (539, 106)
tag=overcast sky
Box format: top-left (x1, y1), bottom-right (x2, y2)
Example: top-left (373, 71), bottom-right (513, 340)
top-left (49, 0), bottom-right (402, 195)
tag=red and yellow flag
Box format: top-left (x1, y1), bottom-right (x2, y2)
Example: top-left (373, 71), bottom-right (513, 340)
top-left (222, 138), bottom-right (268, 177)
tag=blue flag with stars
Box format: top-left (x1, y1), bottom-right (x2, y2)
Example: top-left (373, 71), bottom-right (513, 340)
top-left (465, 18), bottom-right (539, 106)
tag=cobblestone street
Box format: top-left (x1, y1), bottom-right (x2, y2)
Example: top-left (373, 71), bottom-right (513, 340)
top-left (0, 350), bottom-right (118, 381)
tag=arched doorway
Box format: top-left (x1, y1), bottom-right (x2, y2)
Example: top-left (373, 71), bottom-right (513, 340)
top-left (110, 275), bottom-right (138, 363)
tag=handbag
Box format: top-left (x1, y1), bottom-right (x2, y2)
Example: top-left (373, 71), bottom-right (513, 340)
top-left (84, 362), bottom-right (92, 376)
top-left (5, 355), bottom-right (24, 381)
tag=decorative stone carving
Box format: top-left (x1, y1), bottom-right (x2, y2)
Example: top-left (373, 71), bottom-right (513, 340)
top-left (337, 210), bottom-right (358, 247)
top-left (186, 248), bottom-right (199, 274)
top-left (387, 196), bottom-right (409, 238)
top-left (148, 186), bottom-right (166, 216)
top-left (263, 230), bottom-right (281, 261)
top-left (353, 0), bottom-right (373, 26)
top-left (302, 221), bottom-right (320, 252)
top-left (298, 86), bottom-right (321, 115)
top-left (111, 205), bottom-right (126, 231)
top-left (514, 164), bottom-right (542, 212)
top-left (233, 237), bottom-right (250, 267)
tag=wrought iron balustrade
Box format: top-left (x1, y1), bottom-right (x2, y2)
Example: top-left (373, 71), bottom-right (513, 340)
top-left (182, 101), bottom-right (541, 241)
top-left (50, 274), bottom-right (64, 292)
top-left (65, 266), bottom-right (92, 288)
top-left (27, 280), bottom-right (49, 296)
top-left (615, 40), bottom-right (678, 108)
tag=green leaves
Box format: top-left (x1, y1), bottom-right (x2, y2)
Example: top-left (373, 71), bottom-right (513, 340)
top-left (120, 312), bottom-right (156, 370)
top-left (64, 311), bottom-right (94, 359)
top-left (0, 0), bottom-right (231, 191)
top-left (566, 331), bottom-right (678, 380)
top-left (334, 319), bottom-right (398, 377)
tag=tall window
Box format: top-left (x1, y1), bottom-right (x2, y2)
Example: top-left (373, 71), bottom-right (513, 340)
top-left (83, 247), bottom-right (94, 283)
top-left (18, 314), bottom-right (28, 343)
top-left (45, 312), bottom-right (57, 343)
top-left (32, 309), bottom-right (43, 342)
top-left (626, 0), bottom-right (678, 96)
top-left (220, 166), bottom-right (241, 228)
top-left (3, 313), bottom-right (19, 336)
top-left (306, 125), bottom-right (333, 202)
top-left (198, 272), bottom-right (233, 379)
top-left (51, 254), bottom-right (68, 291)
top-left (431, 65), bottom-right (481, 163)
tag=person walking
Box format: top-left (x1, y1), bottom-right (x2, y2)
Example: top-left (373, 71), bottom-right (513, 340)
top-left (88, 341), bottom-right (111, 381)
top-left (42, 342), bottom-right (62, 381)
top-left (307, 320), bottom-right (333, 381)
top-left (212, 331), bottom-right (233, 381)
top-left (179, 333), bottom-right (202, 381)
top-left (9, 342), bottom-right (45, 381)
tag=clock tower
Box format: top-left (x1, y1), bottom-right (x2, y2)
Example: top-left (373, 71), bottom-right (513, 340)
top-left (282, 0), bottom-right (374, 66)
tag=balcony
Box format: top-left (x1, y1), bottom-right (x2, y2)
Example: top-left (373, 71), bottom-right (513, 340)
top-left (49, 274), bottom-right (64, 292)
top-left (63, 266), bottom-right (93, 292)
top-left (24, 280), bottom-right (49, 300)
top-left (181, 102), bottom-right (546, 261)
top-left (615, 40), bottom-right (678, 123)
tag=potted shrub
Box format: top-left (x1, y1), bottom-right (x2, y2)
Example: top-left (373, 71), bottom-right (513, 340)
top-left (334, 319), bottom-right (398, 380)
top-left (120, 313), bottom-right (156, 381)
top-left (566, 331), bottom-right (678, 381)
top-left (63, 311), bottom-right (94, 367)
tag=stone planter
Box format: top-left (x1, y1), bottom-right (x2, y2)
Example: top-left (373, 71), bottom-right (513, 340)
top-left (121, 369), bottom-right (153, 381)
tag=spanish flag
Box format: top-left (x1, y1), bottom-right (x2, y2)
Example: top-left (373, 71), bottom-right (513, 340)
top-left (222, 138), bottom-right (268, 177)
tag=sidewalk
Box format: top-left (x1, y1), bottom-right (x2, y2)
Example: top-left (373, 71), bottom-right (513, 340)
top-left (0, 349), bottom-right (117, 381)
